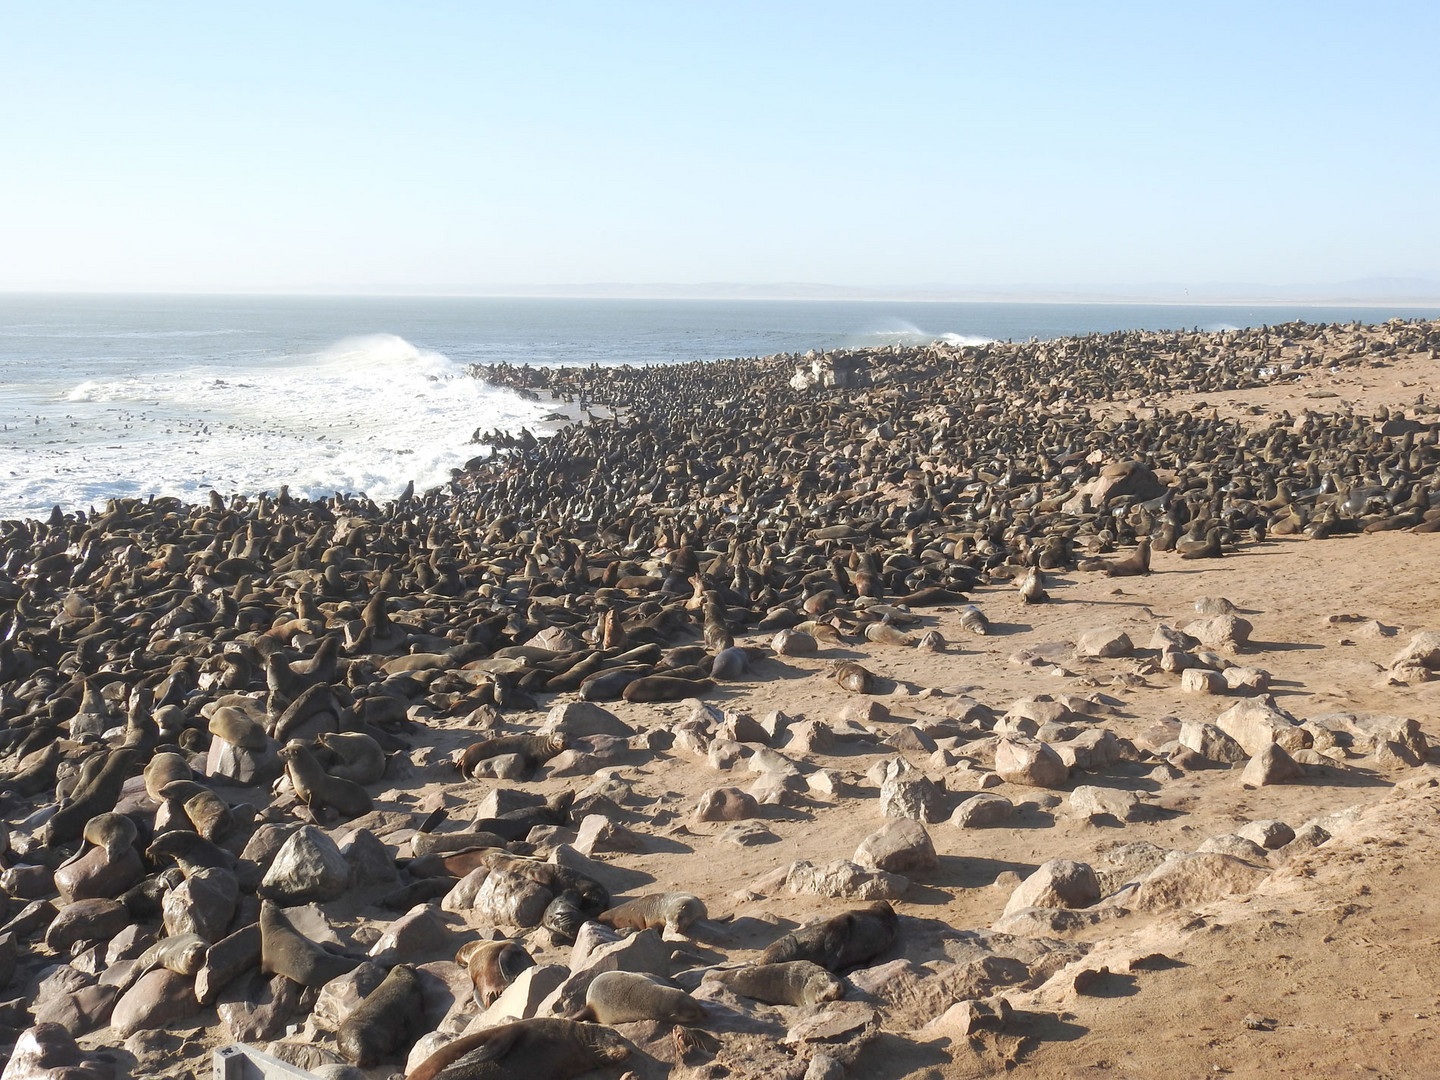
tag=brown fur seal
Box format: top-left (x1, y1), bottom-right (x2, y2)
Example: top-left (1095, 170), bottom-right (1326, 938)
top-left (598, 892), bottom-right (706, 935)
top-left (208, 706), bottom-right (268, 749)
top-left (316, 730), bottom-right (386, 784)
top-left (708, 960), bottom-right (846, 1006)
top-left (760, 900), bottom-right (898, 972)
top-left (621, 675), bottom-right (715, 703)
top-left (574, 970), bottom-right (706, 1024)
top-left (1104, 538), bottom-right (1152, 577)
top-left (456, 733), bottom-right (564, 778)
top-left (404, 1017), bottom-right (629, 1080)
top-left (455, 939), bottom-right (535, 1007)
top-left (279, 741), bottom-right (372, 818)
top-left (259, 898), bottom-right (362, 987)
top-left (832, 661), bottom-right (875, 694)
top-left (137, 932), bottom-right (209, 976)
top-left (143, 752), bottom-right (192, 802)
top-left (338, 962), bottom-right (426, 1066)
top-left (43, 746), bottom-right (136, 845)
top-left (81, 812), bottom-right (137, 859)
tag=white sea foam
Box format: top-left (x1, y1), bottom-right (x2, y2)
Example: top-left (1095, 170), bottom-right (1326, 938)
top-left (868, 322), bottom-right (993, 348)
top-left (0, 334), bottom-right (551, 520)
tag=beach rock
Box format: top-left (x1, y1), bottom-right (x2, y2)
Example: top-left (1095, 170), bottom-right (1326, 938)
top-left (45, 899), bottom-right (128, 953)
top-left (53, 846), bottom-right (144, 903)
top-left (1002, 859), bottom-right (1101, 916)
top-left (1184, 615), bottom-right (1253, 651)
top-left (1390, 631), bottom-right (1440, 670)
top-left (1179, 720), bottom-right (1249, 763)
top-left (542, 702), bottom-right (633, 739)
top-left (163, 867), bottom-right (238, 942)
top-left (574, 814), bottom-right (645, 855)
top-left (313, 962), bottom-right (387, 1031)
top-left (1223, 666), bottom-right (1271, 693)
top-left (1197, 834), bottom-right (1271, 861)
top-left (994, 737), bottom-right (1067, 788)
top-left (369, 905), bottom-right (450, 962)
top-left (853, 819), bottom-right (938, 875)
top-left (878, 763), bottom-right (948, 823)
top-left (785, 719), bottom-right (836, 755)
top-left (111, 968), bottom-right (200, 1037)
top-left (1215, 697), bottom-right (1310, 756)
top-left (786, 859), bottom-right (909, 901)
top-left (473, 868), bottom-right (551, 927)
top-left (1076, 628), bottom-right (1133, 658)
top-left (32, 982), bottom-right (118, 1036)
top-left (1181, 668), bottom-right (1226, 695)
top-left (949, 793), bottom-right (1016, 828)
top-left (1194, 596), bottom-right (1237, 616)
top-left (260, 825), bottom-right (352, 904)
top-left (1237, 820), bottom-right (1295, 850)
top-left (1051, 729), bottom-right (1124, 770)
top-left (1069, 785), bottom-right (1144, 822)
top-left (1131, 853), bottom-right (1269, 911)
top-left (1242, 743), bottom-right (1306, 787)
top-left (219, 971), bottom-right (302, 1043)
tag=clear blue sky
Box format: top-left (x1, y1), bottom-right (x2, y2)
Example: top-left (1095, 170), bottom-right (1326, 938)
top-left (1, 2), bottom-right (1436, 293)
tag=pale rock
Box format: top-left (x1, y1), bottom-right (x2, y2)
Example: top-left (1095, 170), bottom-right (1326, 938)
top-left (574, 814), bottom-right (645, 855)
top-left (878, 761), bottom-right (948, 823)
top-left (163, 867), bottom-right (238, 942)
top-left (471, 963), bottom-right (567, 1027)
top-left (110, 968), bottom-right (199, 1037)
top-left (1179, 720), bottom-right (1249, 764)
top-left (1197, 833), bottom-right (1271, 861)
top-left (260, 825), bottom-right (351, 905)
top-left (994, 736), bottom-right (1068, 788)
top-left (950, 793), bottom-right (1015, 828)
top-left (786, 859), bottom-right (909, 901)
top-left (1076, 627), bottom-right (1134, 659)
top-left (1236, 819), bottom-right (1295, 850)
top-left (1131, 852), bottom-right (1268, 911)
top-left (473, 868), bottom-right (552, 927)
top-left (1181, 668), bottom-right (1226, 695)
top-left (853, 819), bottom-right (938, 875)
top-left (1184, 614), bottom-right (1253, 651)
top-left (1050, 728), bottom-right (1125, 770)
top-left (312, 961), bottom-right (386, 1031)
top-left (542, 702), bottom-right (634, 739)
top-left (1068, 785), bottom-right (1144, 822)
top-left (1241, 743), bottom-right (1306, 787)
top-left (1223, 666), bottom-right (1271, 693)
top-left (1389, 630), bottom-right (1440, 670)
top-left (1002, 859), bottom-right (1100, 917)
top-left (1215, 697), bottom-right (1311, 756)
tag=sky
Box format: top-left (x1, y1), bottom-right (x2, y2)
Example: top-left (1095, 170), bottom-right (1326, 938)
top-left (1, 2), bottom-right (1437, 295)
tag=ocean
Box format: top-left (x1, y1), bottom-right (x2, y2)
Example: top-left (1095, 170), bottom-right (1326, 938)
top-left (1, 294), bottom-right (1435, 522)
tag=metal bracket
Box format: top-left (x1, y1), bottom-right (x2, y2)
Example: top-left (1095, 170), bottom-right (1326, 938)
top-left (213, 1045), bottom-right (324, 1080)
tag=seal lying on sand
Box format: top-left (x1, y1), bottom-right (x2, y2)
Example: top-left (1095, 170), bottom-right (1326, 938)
top-left (598, 891), bottom-right (707, 935)
top-left (404, 1017), bottom-right (630, 1080)
top-left (760, 901), bottom-right (898, 972)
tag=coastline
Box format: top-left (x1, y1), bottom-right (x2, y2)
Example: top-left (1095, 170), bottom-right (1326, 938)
top-left (0, 318), bottom-right (1437, 1078)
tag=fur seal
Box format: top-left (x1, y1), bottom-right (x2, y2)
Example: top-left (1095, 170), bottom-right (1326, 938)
top-left (404, 1017), bottom-right (630, 1080)
top-left (456, 733), bottom-right (564, 778)
top-left (338, 962), bottom-right (426, 1066)
top-left (707, 960), bottom-right (846, 1006)
top-left (279, 741), bottom-right (372, 818)
top-left (138, 932), bottom-right (209, 976)
top-left (760, 900), bottom-right (898, 972)
top-left (316, 730), bottom-right (387, 784)
top-left (1104, 538), bottom-right (1151, 577)
top-left (456, 939), bottom-right (535, 1007)
top-left (622, 675), bottom-right (716, 703)
top-left (598, 892), bottom-right (707, 935)
top-left (143, 752), bottom-right (192, 802)
top-left (259, 899), bottom-right (362, 987)
top-left (81, 812), bottom-right (137, 859)
top-left (832, 661), bottom-right (875, 693)
top-left (574, 970), bottom-right (706, 1024)
top-left (208, 706), bottom-right (268, 749)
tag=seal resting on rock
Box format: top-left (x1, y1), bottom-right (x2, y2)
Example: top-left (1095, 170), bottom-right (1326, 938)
top-left (572, 970), bottom-right (706, 1024)
top-left (598, 892), bottom-right (707, 935)
top-left (338, 962), bottom-right (426, 1066)
top-left (404, 1017), bottom-right (630, 1080)
top-left (455, 939), bottom-right (535, 1007)
top-left (279, 740), bottom-right (373, 818)
top-left (707, 960), bottom-right (846, 1006)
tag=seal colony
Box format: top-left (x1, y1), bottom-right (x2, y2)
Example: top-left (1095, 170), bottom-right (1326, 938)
top-left (0, 317), bottom-right (1439, 1079)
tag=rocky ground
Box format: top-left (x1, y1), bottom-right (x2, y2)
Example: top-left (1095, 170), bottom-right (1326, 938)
top-left (1, 317), bottom-right (1438, 1080)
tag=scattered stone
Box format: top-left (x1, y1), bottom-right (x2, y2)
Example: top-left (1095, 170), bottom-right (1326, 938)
top-left (950, 793), bottom-right (1016, 829)
top-left (1242, 743), bottom-right (1307, 787)
top-left (1001, 859), bottom-right (1101, 917)
top-left (1076, 627), bottom-right (1134, 658)
top-left (994, 737), bottom-right (1068, 788)
top-left (853, 819), bottom-right (938, 876)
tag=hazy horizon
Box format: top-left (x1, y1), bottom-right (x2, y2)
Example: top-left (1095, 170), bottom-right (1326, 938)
top-left (3, 4), bottom-right (1437, 295)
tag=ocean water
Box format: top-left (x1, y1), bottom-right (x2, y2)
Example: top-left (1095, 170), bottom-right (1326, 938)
top-left (0, 294), bottom-right (1434, 521)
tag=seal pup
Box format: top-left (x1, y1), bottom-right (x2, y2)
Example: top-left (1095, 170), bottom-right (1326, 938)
top-left (279, 741), bottom-right (372, 818)
top-left (315, 730), bottom-right (387, 785)
top-left (572, 970), bottom-right (706, 1025)
top-left (404, 1017), bottom-right (630, 1080)
top-left (598, 892), bottom-right (707, 936)
top-left (456, 939), bottom-right (535, 1007)
top-left (706, 960), bottom-right (846, 1006)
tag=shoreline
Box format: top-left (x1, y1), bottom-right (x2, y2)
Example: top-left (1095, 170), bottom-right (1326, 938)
top-left (0, 317), bottom-right (1437, 1078)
